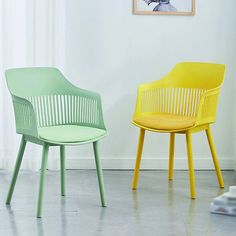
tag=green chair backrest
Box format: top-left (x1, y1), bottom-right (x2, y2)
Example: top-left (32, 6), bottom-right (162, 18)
top-left (5, 67), bottom-right (105, 133)
top-left (5, 67), bottom-right (81, 96)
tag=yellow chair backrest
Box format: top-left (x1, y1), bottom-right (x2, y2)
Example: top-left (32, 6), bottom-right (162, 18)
top-left (133, 62), bottom-right (226, 129)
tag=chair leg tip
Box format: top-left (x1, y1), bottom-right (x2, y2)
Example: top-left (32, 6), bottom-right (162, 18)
top-left (132, 183), bottom-right (137, 190)
top-left (37, 210), bottom-right (42, 218)
top-left (219, 181), bottom-right (224, 188)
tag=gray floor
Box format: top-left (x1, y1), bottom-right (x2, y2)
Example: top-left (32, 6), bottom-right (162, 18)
top-left (0, 170), bottom-right (235, 236)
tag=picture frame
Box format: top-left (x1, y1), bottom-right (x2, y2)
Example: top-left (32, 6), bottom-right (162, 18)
top-left (134, 0), bottom-right (195, 16)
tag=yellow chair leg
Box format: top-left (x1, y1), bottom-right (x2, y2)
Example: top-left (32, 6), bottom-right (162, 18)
top-left (186, 131), bottom-right (196, 199)
top-left (205, 127), bottom-right (224, 188)
top-left (132, 128), bottom-right (145, 190)
top-left (168, 133), bottom-right (175, 180)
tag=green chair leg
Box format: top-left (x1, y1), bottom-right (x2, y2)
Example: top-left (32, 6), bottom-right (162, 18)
top-left (93, 141), bottom-right (106, 207)
top-left (60, 145), bottom-right (66, 196)
top-left (37, 143), bottom-right (49, 218)
top-left (6, 136), bottom-right (27, 204)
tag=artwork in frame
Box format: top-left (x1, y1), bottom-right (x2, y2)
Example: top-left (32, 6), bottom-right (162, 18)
top-left (134, 0), bottom-right (195, 16)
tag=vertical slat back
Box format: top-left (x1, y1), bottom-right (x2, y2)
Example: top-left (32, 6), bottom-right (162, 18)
top-left (26, 95), bottom-right (100, 127)
top-left (141, 88), bottom-right (207, 117)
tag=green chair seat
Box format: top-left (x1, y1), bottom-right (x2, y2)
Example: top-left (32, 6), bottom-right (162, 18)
top-left (38, 125), bottom-right (106, 144)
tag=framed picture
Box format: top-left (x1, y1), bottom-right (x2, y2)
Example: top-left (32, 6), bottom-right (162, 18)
top-left (134, 0), bottom-right (195, 16)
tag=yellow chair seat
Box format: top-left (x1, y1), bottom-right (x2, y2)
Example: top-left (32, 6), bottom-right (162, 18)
top-left (133, 114), bottom-right (196, 131)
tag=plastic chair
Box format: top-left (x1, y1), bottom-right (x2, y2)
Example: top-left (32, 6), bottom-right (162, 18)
top-left (5, 67), bottom-right (107, 217)
top-left (132, 62), bottom-right (226, 199)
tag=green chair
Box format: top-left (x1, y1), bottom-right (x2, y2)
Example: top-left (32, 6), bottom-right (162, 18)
top-left (5, 67), bottom-right (107, 217)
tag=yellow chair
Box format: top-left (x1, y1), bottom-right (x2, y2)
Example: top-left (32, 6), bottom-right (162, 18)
top-left (132, 62), bottom-right (226, 199)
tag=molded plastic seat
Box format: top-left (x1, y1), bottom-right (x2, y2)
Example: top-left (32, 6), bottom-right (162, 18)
top-left (133, 114), bottom-right (196, 131)
top-left (38, 125), bottom-right (106, 144)
top-left (132, 62), bottom-right (226, 200)
top-left (5, 67), bottom-right (107, 217)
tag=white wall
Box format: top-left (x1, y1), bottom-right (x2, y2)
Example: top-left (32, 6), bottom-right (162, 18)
top-left (64, 0), bottom-right (236, 169)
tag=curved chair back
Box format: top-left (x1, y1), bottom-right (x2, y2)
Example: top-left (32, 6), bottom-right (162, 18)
top-left (134, 62), bottom-right (226, 127)
top-left (6, 67), bottom-right (105, 130)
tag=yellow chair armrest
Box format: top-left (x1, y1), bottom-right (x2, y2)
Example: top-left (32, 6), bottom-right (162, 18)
top-left (195, 88), bottom-right (221, 126)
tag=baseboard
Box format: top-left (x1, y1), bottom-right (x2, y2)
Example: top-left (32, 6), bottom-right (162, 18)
top-left (66, 156), bottom-right (235, 170)
top-left (1, 156), bottom-right (234, 171)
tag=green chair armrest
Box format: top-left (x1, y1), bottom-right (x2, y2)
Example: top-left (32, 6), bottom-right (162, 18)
top-left (73, 87), bottom-right (106, 130)
top-left (65, 83), bottom-right (106, 130)
top-left (12, 95), bottom-right (38, 137)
